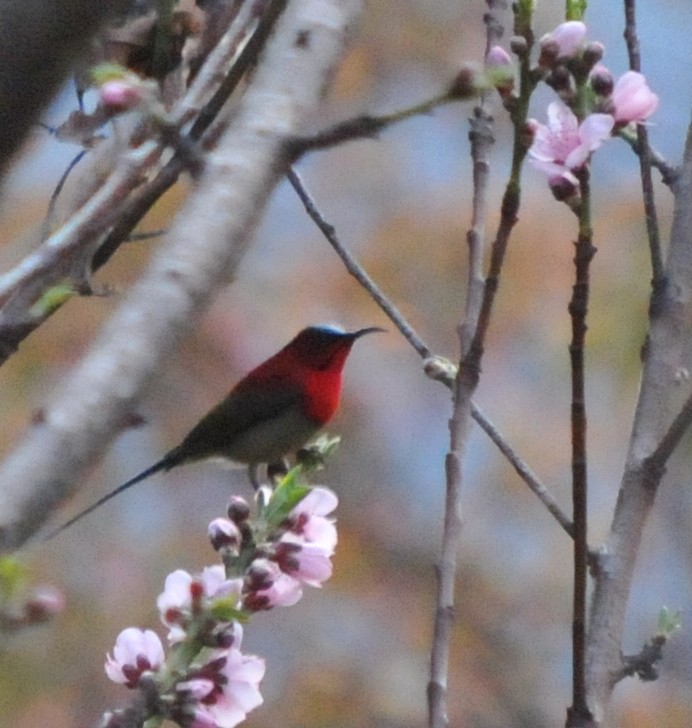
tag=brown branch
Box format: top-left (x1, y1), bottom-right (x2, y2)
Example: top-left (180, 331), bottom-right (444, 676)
top-left (623, 0), bottom-right (665, 292)
top-left (566, 169), bottom-right (596, 728)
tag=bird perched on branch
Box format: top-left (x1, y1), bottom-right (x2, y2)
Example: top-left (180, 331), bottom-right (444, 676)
top-left (46, 324), bottom-right (383, 539)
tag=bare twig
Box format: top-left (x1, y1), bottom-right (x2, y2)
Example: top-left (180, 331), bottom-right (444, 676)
top-left (0, 141), bottom-right (163, 305)
top-left (623, 0), bottom-right (665, 293)
top-left (286, 167), bottom-right (430, 359)
top-left (470, 401), bottom-right (574, 537)
top-left (645, 388), bottom-right (692, 469)
top-left (40, 150), bottom-right (88, 242)
top-left (427, 4), bottom-right (511, 725)
top-left (288, 92), bottom-right (455, 158)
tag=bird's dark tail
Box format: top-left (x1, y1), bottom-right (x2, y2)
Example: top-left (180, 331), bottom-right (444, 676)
top-left (43, 448), bottom-right (184, 542)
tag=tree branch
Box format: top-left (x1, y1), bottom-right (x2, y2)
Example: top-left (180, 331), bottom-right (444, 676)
top-left (586, 117), bottom-right (692, 722)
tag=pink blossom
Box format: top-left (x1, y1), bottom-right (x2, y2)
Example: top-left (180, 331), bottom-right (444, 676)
top-left (287, 486), bottom-right (338, 551)
top-left (243, 559), bottom-right (303, 610)
top-left (541, 20), bottom-right (587, 58)
top-left (612, 71), bottom-right (658, 123)
top-left (190, 708), bottom-right (219, 728)
top-left (200, 566), bottom-right (243, 602)
top-left (276, 541), bottom-right (333, 587)
top-left (178, 677), bottom-right (216, 700)
top-left (105, 628), bottom-right (164, 688)
top-left (528, 101), bottom-right (614, 184)
top-left (200, 648), bottom-right (265, 728)
top-left (257, 571), bottom-right (303, 608)
top-left (157, 567), bottom-right (242, 642)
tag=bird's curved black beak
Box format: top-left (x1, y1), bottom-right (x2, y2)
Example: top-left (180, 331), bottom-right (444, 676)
top-left (350, 326), bottom-right (386, 339)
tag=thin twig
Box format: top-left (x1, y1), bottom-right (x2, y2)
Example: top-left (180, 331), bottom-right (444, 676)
top-left (623, 0), bottom-right (665, 295)
top-left (471, 402), bottom-right (574, 537)
top-left (428, 89), bottom-right (495, 728)
top-left (0, 141), bottom-right (162, 306)
top-left (645, 388), bottom-right (692, 470)
top-left (288, 92), bottom-right (454, 159)
top-left (286, 167), bottom-right (431, 359)
top-left (40, 149), bottom-right (88, 242)
top-left (463, 4), bottom-right (537, 390)
top-left (126, 229), bottom-right (168, 242)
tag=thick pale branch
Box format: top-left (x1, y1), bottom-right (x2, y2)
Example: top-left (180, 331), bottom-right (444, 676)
top-left (586, 119), bottom-right (692, 719)
top-left (0, 0), bottom-right (362, 552)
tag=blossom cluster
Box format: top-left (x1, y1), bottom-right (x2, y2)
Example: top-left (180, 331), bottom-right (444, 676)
top-left (102, 479), bottom-right (338, 728)
top-left (486, 20), bottom-right (658, 195)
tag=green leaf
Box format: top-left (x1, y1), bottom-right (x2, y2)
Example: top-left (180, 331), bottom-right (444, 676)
top-left (566, 0), bottom-right (588, 21)
top-left (91, 62), bottom-right (130, 85)
top-left (0, 556), bottom-right (26, 601)
top-left (29, 284), bottom-right (75, 318)
top-left (657, 606), bottom-right (682, 637)
top-left (296, 434), bottom-right (341, 472)
top-left (262, 467), bottom-right (310, 527)
top-left (209, 597), bottom-right (247, 623)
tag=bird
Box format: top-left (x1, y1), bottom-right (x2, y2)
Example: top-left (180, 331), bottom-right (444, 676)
top-left (45, 324), bottom-right (383, 539)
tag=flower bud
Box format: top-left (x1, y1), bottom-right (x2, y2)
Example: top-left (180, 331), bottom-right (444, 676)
top-left (486, 46), bottom-right (515, 98)
top-left (590, 64), bottom-right (614, 97)
top-left (546, 65), bottom-right (571, 93)
top-left (582, 41), bottom-right (605, 72)
top-left (23, 585), bottom-right (65, 623)
top-left (244, 558), bottom-right (275, 592)
top-left (448, 64), bottom-right (482, 100)
top-left (550, 20), bottom-right (587, 57)
top-left (486, 45), bottom-right (512, 68)
top-left (509, 35), bottom-right (528, 57)
top-left (611, 71), bottom-right (659, 123)
top-left (208, 518), bottom-right (241, 553)
top-left (100, 80), bottom-right (145, 112)
top-left (227, 496), bottom-right (250, 523)
top-left (549, 175), bottom-right (579, 203)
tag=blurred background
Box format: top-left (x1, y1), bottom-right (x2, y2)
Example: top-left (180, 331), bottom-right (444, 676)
top-left (2, 1), bottom-right (692, 726)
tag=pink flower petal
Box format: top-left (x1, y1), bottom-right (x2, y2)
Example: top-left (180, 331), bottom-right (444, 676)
top-left (551, 20), bottom-right (587, 57)
top-left (612, 71), bottom-right (659, 123)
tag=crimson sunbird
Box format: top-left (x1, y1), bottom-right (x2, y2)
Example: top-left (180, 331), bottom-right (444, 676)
top-left (47, 324), bottom-right (383, 539)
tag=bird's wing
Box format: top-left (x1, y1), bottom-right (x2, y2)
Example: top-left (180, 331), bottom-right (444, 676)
top-left (177, 378), bottom-right (304, 462)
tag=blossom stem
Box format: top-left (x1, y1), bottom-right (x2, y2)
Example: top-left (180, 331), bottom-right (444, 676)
top-left (566, 166), bottom-right (595, 726)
